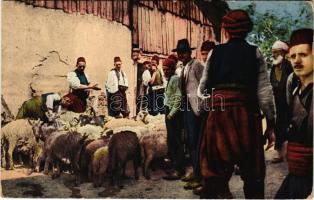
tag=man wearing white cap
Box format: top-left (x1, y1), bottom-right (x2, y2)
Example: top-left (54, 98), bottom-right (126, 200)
top-left (270, 40), bottom-right (293, 163)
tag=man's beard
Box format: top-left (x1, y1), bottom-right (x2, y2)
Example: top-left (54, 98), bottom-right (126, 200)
top-left (272, 55), bottom-right (283, 65)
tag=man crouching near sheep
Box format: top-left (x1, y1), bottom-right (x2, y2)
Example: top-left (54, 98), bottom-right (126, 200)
top-left (16, 92), bottom-right (69, 123)
top-left (162, 56), bottom-right (185, 180)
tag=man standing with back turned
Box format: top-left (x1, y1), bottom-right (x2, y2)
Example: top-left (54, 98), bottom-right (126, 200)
top-left (198, 10), bottom-right (276, 198)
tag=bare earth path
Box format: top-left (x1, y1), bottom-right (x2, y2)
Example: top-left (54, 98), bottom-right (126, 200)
top-left (1, 148), bottom-right (287, 198)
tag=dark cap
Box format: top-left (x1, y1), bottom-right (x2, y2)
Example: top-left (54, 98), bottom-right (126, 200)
top-left (76, 57), bottom-right (86, 65)
top-left (114, 56), bottom-right (122, 63)
top-left (172, 39), bottom-right (196, 52)
top-left (222, 9), bottom-right (253, 38)
top-left (201, 41), bottom-right (215, 52)
top-left (289, 28), bottom-right (313, 49)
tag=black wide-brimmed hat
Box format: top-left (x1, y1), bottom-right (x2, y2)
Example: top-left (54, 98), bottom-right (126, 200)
top-left (172, 39), bottom-right (196, 52)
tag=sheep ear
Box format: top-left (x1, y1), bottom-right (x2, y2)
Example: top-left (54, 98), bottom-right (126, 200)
top-left (28, 119), bottom-right (33, 125)
top-left (106, 130), bottom-right (114, 137)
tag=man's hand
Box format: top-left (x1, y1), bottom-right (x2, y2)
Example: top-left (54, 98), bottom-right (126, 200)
top-left (90, 84), bottom-right (101, 90)
top-left (166, 114), bottom-right (172, 120)
top-left (263, 127), bottom-right (275, 151)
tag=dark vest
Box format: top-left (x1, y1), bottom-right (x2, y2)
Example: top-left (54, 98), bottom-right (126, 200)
top-left (72, 69), bottom-right (89, 100)
top-left (287, 76), bottom-right (313, 145)
top-left (205, 39), bottom-right (259, 107)
top-left (270, 59), bottom-right (293, 108)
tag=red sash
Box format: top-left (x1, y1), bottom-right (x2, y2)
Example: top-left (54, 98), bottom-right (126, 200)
top-left (287, 142), bottom-right (313, 176)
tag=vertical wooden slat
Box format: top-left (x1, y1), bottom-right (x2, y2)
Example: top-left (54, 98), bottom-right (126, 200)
top-left (37, 0), bottom-right (45, 7)
top-left (100, 0), bottom-right (105, 18)
top-left (106, 0), bottom-right (113, 21)
top-left (71, 0), bottom-right (77, 13)
top-left (45, 0), bottom-right (55, 8)
top-left (122, 0), bottom-right (129, 26)
top-left (79, 0), bottom-right (86, 15)
top-left (86, 0), bottom-right (93, 14)
top-left (138, 6), bottom-right (143, 50)
top-left (33, 0), bottom-right (39, 7)
top-left (132, 5), bottom-right (139, 46)
top-left (93, 0), bottom-right (99, 16)
top-left (56, 0), bottom-right (63, 9)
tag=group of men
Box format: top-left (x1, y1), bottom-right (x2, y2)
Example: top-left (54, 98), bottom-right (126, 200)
top-left (15, 8), bottom-right (312, 199)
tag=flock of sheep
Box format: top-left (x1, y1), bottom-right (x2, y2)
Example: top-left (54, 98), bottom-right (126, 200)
top-left (1, 107), bottom-right (167, 189)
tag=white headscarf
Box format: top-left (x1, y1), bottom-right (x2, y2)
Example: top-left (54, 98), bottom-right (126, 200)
top-left (272, 40), bottom-right (289, 51)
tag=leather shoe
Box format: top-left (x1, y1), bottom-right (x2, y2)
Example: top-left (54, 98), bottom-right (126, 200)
top-left (184, 181), bottom-right (201, 190)
top-left (193, 186), bottom-right (203, 195)
top-left (163, 171), bottom-right (182, 181)
top-left (181, 172), bottom-right (194, 182)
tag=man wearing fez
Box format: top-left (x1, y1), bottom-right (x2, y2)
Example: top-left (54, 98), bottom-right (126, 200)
top-left (275, 28), bottom-right (313, 199)
top-left (162, 56), bottom-right (185, 180)
top-left (270, 40), bottom-right (293, 163)
top-left (198, 10), bottom-right (276, 198)
top-left (105, 56), bottom-right (130, 118)
top-left (200, 40), bottom-right (216, 65)
top-left (65, 57), bottom-right (100, 113)
top-left (173, 39), bottom-right (204, 190)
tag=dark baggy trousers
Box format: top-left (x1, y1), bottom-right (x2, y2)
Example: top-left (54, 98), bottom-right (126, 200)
top-left (165, 106), bottom-right (185, 173)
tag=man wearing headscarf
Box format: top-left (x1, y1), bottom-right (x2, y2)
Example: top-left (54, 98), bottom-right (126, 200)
top-left (275, 28), bottom-right (313, 199)
top-left (65, 57), bottom-right (100, 113)
top-left (270, 40), bottom-right (293, 163)
top-left (198, 10), bottom-right (276, 198)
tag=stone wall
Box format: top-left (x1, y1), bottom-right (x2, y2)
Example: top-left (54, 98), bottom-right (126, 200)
top-left (2, 1), bottom-right (136, 116)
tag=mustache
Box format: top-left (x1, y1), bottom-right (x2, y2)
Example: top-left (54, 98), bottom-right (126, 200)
top-left (294, 64), bottom-right (304, 68)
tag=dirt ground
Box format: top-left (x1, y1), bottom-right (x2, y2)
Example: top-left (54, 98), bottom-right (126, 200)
top-left (1, 148), bottom-right (287, 199)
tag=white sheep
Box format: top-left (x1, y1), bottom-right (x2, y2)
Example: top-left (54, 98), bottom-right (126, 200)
top-left (75, 124), bottom-right (105, 140)
top-left (103, 117), bottom-right (145, 130)
top-left (1, 119), bottom-right (37, 169)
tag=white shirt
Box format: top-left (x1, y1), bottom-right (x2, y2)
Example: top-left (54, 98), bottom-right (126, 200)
top-left (105, 69), bottom-right (128, 94)
top-left (45, 93), bottom-right (62, 116)
top-left (142, 69), bottom-right (151, 86)
top-left (67, 71), bottom-right (90, 90)
top-left (175, 67), bottom-right (182, 76)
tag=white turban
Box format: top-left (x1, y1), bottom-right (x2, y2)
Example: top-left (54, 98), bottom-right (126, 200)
top-left (272, 40), bottom-right (289, 51)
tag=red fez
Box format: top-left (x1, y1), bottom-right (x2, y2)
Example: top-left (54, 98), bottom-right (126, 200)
top-left (151, 55), bottom-right (159, 65)
top-left (163, 57), bottom-right (177, 70)
top-left (76, 57), bottom-right (86, 65)
top-left (222, 9), bottom-right (253, 38)
top-left (201, 41), bottom-right (216, 51)
top-left (168, 54), bottom-right (178, 64)
top-left (114, 56), bottom-right (122, 63)
top-left (143, 60), bottom-right (151, 65)
top-left (289, 28), bottom-right (313, 49)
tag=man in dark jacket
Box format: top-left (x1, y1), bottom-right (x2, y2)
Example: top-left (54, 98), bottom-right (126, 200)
top-left (198, 10), bottom-right (276, 198)
top-left (275, 28), bottom-right (313, 199)
top-left (270, 40), bottom-right (293, 163)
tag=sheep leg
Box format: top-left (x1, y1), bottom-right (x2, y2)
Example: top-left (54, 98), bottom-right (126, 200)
top-left (71, 157), bottom-right (81, 186)
top-left (44, 156), bottom-right (52, 175)
top-left (35, 151), bottom-right (45, 172)
top-left (117, 162), bottom-right (123, 189)
top-left (133, 159), bottom-right (139, 180)
top-left (7, 145), bottom-right (14, 170)
top-left (88, 162), bottom-right (93, 182)
top-left (144, 154), bottom-right (154, 180)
